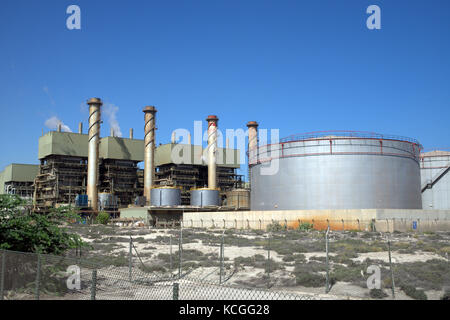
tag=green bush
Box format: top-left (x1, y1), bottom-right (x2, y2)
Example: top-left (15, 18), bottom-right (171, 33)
top-left (0, 195), bottom-right (87, 254)
top-left (369, 288), bottom-right (388, 299)
top-left (295, 272), bottom-right (325, 287)
top-left (95, 211), bottom-right (110, 225)
top-left (266, 222), bottom-right (285, 232)
top-left (297, 222), bottom-right (313, 231)
top-left (441, 289), bottom-right (450, 300)
top-left (401, 284), bottom-right (427, 300)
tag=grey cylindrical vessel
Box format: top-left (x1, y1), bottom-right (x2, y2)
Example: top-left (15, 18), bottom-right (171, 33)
top-left (420, 151), bottom-right (450, 210)
top-left (190, 188), bottom-right (220, 206)
top-left (151, 187), bottom-right (182, 206)
top-left (250, 131), bottom-right (423, 210)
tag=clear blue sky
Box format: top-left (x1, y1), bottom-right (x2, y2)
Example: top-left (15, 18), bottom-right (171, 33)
top-left (1, 0), bottom-right (449, 179)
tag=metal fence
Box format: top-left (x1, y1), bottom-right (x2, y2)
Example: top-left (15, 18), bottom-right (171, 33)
top-left (1, 225), bottom-right (449, 300)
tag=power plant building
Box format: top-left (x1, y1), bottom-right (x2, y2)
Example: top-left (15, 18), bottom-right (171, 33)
top-left (0, 164), bottom-right (39, 199)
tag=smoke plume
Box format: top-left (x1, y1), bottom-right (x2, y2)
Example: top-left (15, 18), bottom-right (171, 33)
top-left (103, 103), bottom-right (123, 137)
top-left (45, 116), bottom-right (72, 132)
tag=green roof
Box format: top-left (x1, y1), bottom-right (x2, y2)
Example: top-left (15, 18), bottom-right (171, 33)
top-left (0, 164), bottom-right (39, 194)
top-left (38, 131), bottom-right (144, 161)
top-left (155, 143), bottom-right (240, 168)
top-left (37, 132), bottom-right (240, 168)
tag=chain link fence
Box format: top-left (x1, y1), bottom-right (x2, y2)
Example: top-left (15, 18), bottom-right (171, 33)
top-left (1, 224), bottom-right (449, 300)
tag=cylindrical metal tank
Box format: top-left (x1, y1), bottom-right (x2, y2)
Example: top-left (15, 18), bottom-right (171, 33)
top-left (190, 188), bottom-right (220, 206)
top-left (98, 193), bottom-right (117, 210)
top-left (225, 189), bottom-right (250, 209)
top-left (151, 187), bottom-right (182, 206)
top-left (250, 131), bottom-right (423, 210)
top-left (420, 150), bottom-right (450, 210)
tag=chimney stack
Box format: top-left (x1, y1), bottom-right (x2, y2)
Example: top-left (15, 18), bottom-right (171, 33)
top-left (129, 128), bottom-right (134, 139)
top-left (143, 106), bottom-right (157, 205)
top-left (57, 124), bottom-right (62, 132)
top-left (246, 121), bottom-right (259, 189)
top-left (110, 127), bottom-right (115, 137)
top-left (171, 131), bottom-right (176, 144)
top-left (188, 133), bottom-right (191, 145)
top-left (206, 115), bottom-right (219, 189)
top-left (87, 98), bottom-right (103, 210)
top-left (78, 122), bottom-right (83, 134)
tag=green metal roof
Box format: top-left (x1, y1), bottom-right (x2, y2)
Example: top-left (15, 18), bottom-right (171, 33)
top-left (37, 132), bottom-right (240, 168)
top-left (38, 131), bottom-right (144, 161)
top-left (155, 143), bottom-right (240, 168)
top-left (99, 137), bottom-right (144, 161)
top-left (0, 163), bottom-right (39, 194)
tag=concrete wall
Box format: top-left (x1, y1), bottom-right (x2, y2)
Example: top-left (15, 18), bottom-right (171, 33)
top-left (182, 209), bottom-right (450, 232)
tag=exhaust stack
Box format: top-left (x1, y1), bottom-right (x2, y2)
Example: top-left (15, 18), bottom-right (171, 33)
top-left (206, 115), bottom-right (218, 189)
top-left (143, 106), bottom-right (157, 205)
top-left (87, 98), bottom-right (103, 210)
top-left (78, 122), bottom-right (83, 134)
top-left (246, 121), bottom-right (259, 189)
top-left (129, 128), bottom-right (134, 139)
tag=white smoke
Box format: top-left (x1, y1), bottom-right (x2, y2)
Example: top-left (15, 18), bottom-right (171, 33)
top-left (45, 116), bottom-right (72, 132)
top-left (103, 103), bottom-right (122, 137)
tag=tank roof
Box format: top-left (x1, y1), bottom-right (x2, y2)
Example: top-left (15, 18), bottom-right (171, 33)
top-left (420, 150), bottom-right (450, 157)
top-left (279, 131), bottom-right (422, 148)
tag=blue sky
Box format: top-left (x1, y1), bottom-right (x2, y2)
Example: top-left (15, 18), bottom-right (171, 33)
top-left (0, 0), bottom-right (449, 178)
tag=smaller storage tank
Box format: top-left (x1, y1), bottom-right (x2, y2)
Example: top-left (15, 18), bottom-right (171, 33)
top-left (151, 186), bottom-right (182, 206)
top-left (98, 193), bottom-right (118, 210)
top-left (225, 189), bottom-right (250, 209)
top-left (190, 188), bottom-right (220, 207)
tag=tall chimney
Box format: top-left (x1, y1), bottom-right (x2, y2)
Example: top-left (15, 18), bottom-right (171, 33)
top-left (110, 127), bottom-right (115, 137)
top-left (57, 124), bottom-right (62, 132)
top-left (129, 128), bottom-right (134, 139)
top-left (87, 98), bottom-right (103, 210)
top-left (143, 106), bottom-right (157, 205)
top-left (226, 138), bottom-right (230, 149)
top-left (78, 122), bottom-right (83, 134)
top-left (206, 115), bottom-right (218, 189)
top-left (246, 121), bottom-right (259, 189)
top-left (188, 133), bottom-right (191, 145)
top-left (171, 131), bottom-right (176, 144)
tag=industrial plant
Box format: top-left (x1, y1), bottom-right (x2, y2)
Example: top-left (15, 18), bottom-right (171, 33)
top-left (1, 97), bottom-right (450, 231)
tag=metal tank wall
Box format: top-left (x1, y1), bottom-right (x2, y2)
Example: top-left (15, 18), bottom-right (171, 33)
top-left (420, 152), bottom-right (450, 210)
top-left (250, 132), bottom-right (423, 210)
top-left (190, 188), bottom-right (220, 206)
top-left (151, 187), bottom-right (182, 206)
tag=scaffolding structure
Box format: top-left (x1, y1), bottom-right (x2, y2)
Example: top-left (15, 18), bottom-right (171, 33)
top-left (155, 164), bottom-right (243, 205)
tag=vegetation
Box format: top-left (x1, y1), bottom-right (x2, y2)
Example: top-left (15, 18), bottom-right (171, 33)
top-left (0, 195), bottom-right (87, 254)
top-left (400, 284), bottom-right (428, 300)
top-left (297, 222), bottom-right (313, 232)
top-left (369, 288), bottom-right (388, 299)
top-left (95, 211), bottom-right (110, 225)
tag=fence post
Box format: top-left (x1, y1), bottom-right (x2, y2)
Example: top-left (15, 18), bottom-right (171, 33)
top-left (325, 227), bottom-right (330, 293)
top-left (173, 282), bottom-right (179, 300)
top-left (387, 237), bottom-right (395, 299)
top-left (91, 269), bottom-right (97, 300)
top-left (35, 253), bottom-right (41, 300)
top-left (0, 250), bottom-right (5, 300)
top-left (267, 233), bottom-right (271, 289)
top-left (129, 236), bottom-right (133, 283)
top-left (178, 227), bottom-right (183, 279)
top-left (220, 230), bottom-right (225, 284)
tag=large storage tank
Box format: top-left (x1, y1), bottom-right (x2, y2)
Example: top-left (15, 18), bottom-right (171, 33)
top-left (190, 188), bottom-right (220, 207)
top-left (420, 150), bottom-right (450, 210)
top-left (151, 186), bottom-right (182, 206)
top-left (250, 131), bottom-right (423, 210)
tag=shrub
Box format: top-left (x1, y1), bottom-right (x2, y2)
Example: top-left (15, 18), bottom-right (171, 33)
top-left (369, 288), bottom-right (388, 299)
top-left (401, 284), bottom-right (427, 300)
top-left (441, 289), bottom-right (450, 300)
top-left (297, 222), bottom-right (313, 232)
top-left (295, 272), bottom-right (325, 287)
top-left (95, 211), bottom-right (110, 225)
top-left (0, 195), bottom-right (87, 254)
top-left (266, 222), bottom-right (285, 232)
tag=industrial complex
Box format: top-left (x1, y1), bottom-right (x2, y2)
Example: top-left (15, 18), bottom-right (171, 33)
top-left (1, 97), bottom-right (450, 230)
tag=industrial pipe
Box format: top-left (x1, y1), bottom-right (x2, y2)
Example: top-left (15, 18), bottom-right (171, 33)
top-left (79, 122), bottom-right (83, 134)
top-left (87, 97), bottom-right (103, 210)
top-left (246, 121), bottom-right (259, 189)
top-left (129, 128), bottom-right (133, 139)
top-left (206, 115), bottom-right (219, 189)
top-left (143, 106), bottom-right (157, 205)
